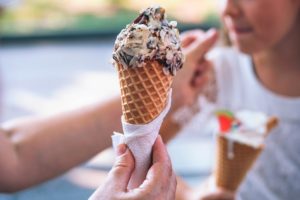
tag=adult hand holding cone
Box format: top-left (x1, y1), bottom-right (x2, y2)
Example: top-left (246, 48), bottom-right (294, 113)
top-left (112, 6), bottom-right (184, 189)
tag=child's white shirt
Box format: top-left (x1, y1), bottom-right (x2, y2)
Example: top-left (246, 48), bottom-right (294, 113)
top-left (209, 47), bottom-right (300, 200)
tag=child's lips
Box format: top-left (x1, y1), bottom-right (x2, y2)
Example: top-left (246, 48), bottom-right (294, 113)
top-left (231, 25), bottom-right (253, 34)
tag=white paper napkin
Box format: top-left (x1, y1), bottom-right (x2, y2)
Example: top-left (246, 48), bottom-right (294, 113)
top-left (112, 90), bottom-right (172, 189)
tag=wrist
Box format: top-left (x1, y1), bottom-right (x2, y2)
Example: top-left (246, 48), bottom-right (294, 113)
top-left (171, 103), bottom-right (200, 127)
top-left (160, 97), bottom-right (200, 143)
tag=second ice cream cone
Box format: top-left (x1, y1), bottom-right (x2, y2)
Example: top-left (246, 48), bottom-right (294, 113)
top-left (215, 136), bottom-right (262, 191)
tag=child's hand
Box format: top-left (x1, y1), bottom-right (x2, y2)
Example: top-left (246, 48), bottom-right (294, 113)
top-left (172, 29), bottom-right (218, 110)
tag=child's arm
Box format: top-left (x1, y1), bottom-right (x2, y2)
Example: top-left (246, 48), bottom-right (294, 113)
top-left (160, 29), bottom-right (219, 142)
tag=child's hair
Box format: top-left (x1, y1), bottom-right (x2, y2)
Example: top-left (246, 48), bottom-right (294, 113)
top-left (220, 24), bottom-right (232, 47)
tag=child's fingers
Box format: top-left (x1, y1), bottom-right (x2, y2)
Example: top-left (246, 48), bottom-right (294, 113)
top-left (180, 29), bottom-right (205, 48)
top-left (187, 29), bottom-right (219, 61)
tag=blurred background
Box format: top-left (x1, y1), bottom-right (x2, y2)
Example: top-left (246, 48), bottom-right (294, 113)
top-left (0, 0), bottom-right (219, 199)
top-left (1, 0), bottom-right (219, 40)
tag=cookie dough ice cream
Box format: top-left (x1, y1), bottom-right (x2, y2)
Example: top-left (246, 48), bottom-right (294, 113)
top-left (112, 5), bottom-right (184, 76)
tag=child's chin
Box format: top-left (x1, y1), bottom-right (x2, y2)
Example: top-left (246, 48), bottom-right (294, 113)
top-left (233, 41), bottom-right (262, 55)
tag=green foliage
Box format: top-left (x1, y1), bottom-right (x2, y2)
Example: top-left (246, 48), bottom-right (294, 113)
top-left (0, 1), bottom-right (219, 37)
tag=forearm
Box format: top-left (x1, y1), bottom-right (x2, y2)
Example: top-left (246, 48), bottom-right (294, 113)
top-left (160, 112), bottom-right (181, 143)
top-left (0, 97), bottom-right (122, 192)
top-left (160, 96), bottom-right (200, 143)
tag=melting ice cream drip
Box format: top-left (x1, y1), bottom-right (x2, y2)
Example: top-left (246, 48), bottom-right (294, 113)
top-left (227, 139), bottom-right (235, 159)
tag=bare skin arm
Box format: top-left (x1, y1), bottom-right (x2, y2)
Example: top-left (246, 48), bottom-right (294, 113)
top-left (0, 97), bottom-right (122, 192)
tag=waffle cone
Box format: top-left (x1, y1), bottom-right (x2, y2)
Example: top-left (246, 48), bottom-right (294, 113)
top-left (215, 136), bottom-right (262, 191)
top-left (116, 61), bottom-right (173, 124)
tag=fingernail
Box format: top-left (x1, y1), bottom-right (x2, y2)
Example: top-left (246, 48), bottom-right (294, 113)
top-left (206, 28), bottom-right (217, 38)
top-left (116, 144), bottom-right (127, 156)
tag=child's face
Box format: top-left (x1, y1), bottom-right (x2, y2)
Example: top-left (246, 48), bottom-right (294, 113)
top-left (220, 0), bottom-right (299, 54)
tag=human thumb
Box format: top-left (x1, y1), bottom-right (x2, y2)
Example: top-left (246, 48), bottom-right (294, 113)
top-left (108, 144), bottom-right (135, 191)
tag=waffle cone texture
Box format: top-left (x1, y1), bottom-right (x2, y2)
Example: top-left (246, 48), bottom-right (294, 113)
top-left (116, 61), bottom-right (173, 124)
top-left (215, 136), bottom-right (262, 191)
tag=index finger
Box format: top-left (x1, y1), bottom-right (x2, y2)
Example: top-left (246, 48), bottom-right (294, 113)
top-left (134, 135), bottom-right (171, 190)
top-left (180, 29), bottom-right (205, 48)
top-left (187, 28), bottom-right (219, 59)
